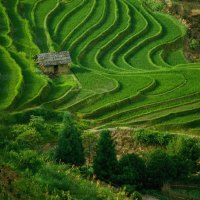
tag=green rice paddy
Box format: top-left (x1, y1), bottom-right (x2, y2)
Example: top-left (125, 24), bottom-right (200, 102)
top-left (1, 0), bottom-right (200, 131)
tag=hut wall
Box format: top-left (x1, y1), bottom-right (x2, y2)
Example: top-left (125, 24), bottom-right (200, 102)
top-left (58, 64), bottom-right (69, 74)
top-left (44, 66), bottom-right (55, 74)
top-left (39, 64), bottom-right (69, 75)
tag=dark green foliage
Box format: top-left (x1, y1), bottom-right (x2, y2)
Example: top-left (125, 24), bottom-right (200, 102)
top-left (29, 115), bottom-right (46, 132)
top-left (167, 137), bottom-right (200, 162)
top-left (28, 115), bottom-right (60, 142)
top-left (37, 165), bottom-right (71, 192)
top-left (0, 171), bottom-right (47, 200)
top-left (14, 126), bottom-right (41, 149)
top-left (9, 116), bottom-right (45, 150)
top-left (146, 150), bottom-right (176, 188)
top-left (55, 112), bottom-right (85, 166)
top-left (117, 154), bottom-right (146, 188)
top-left (7, 107), bottom-right (63, 124)
top-left (0, 125), bottom-right (11, 149)
top-left (133, 129), bottom-right (176, 146)
top-left (9, 150), bottom-right (43, 173)
top-left (8, 115), bottom-right (61, 150)
top-left (80, 165), bottom-right (94, 178)
top-left (167, 137), bottom-right (200, 176)
top-left (190, 39), bottom-right (200, 50)
top-left (171, 155), bottom-right (194, 179)
top-left (93, 130), bottom-right (118, 182)
top-left (12, 178), bottom-right (47, 200)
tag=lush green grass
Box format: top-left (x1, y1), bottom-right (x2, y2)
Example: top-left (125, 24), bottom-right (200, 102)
top-left (77, 0), bottom-right (118, 71)
top-left (8, 51), bottom-right (48, 110)
top-left (1, 0), bottom-right (200, 133)
top-left (67, 0), bottom-right (104, 52)
top-left (2, 0), bottom-right (39, 54)
top-left (165, 49), bottom-right (188, 66)
top-left (31, 0), bottom-right (57, 51)
top-left (90, 69), bottom-right (200, 122)
top-left (120, 101), bottom-right (200, 124)
top-left (0, 2), bottom-right (12, 47)
top-left (60, 0), bottom-right (96, 50)
top-left (0, 47), bottom-right (22, 110)
top-left (41, 74), bottom-right (78, 106)
top-left (78, 74), bottom-right (153, 114)
top-left (57, 67), bottom-right (118, 110)
top-left (54, 0), bottom-right (87, 45)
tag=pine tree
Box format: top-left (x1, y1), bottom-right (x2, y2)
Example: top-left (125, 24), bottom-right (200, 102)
top-left (55, 112), bottom-right (85, 166)
top-left (93, 130), bottom-right (118, 182)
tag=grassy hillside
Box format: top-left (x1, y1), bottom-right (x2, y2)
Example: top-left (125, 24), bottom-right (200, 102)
top-left (0, 0), bottom-right (200, 133)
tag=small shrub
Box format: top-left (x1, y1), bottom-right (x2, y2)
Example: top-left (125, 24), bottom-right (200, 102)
top-left (171, 155), bottom-right (194, 179)
top-left (167, 137), bottom-right (200, 174)
top-left (146, 150), bottom-right (176, 188)
top-left (117, 154), bottom-right (146, 188)
top-left (190, 39), bottom-right (200, 50)
top-left (80, 165), bottom-right (94, 178)
top-left (167, 137), bottom-right (200, 162)
top-left (29, 115), bottom-right (60, 142)
top-left (29, 115), bottom-right (45, 132)
top-left (133, 129), bottom-right (175, 146)
top-left (13, 178), bottom-right (47, 200)
top-left (9, 150), bottom-right (43, 173)
top-left (15, 128), bottom-right (41, 148)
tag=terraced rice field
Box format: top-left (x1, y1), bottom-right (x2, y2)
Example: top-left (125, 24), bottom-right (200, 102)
top-left (1, 0), bottom-right (200, 131)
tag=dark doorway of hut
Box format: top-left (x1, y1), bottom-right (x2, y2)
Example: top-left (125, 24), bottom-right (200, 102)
top-left (54, 65), bottom-right (59, 74)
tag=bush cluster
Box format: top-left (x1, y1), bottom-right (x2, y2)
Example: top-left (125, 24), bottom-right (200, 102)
top-left (9, 149), bottom-right (43, 173)
top-left (1, 110), bottom-right (199, 199)
top-left (133, 129), bottom-right (176, 146)
top-left (190, 39), bottom-right (200, 50)
top-left (93, 130), bottom-right (200, 190)
top-left (55, 121), bottom-right (199, 190)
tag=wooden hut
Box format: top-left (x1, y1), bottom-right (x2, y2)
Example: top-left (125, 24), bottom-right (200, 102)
top-left (191, 9), bottom-right (200, 16)
top-left (36, 51), bottom-right (71, 76)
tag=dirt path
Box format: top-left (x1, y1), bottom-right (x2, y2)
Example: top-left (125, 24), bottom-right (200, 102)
top-left (142, 195), bottom-right (159, 200)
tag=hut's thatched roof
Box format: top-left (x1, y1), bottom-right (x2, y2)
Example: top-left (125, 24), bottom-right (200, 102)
top-left (36, 51), bottom-right (71, 66)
